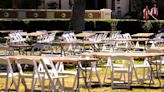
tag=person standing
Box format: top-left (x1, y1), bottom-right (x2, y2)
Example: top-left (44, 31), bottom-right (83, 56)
top-left (150, 4), bottom-right (158, 19)
top-left (143, 5), bottom-right (150, 22)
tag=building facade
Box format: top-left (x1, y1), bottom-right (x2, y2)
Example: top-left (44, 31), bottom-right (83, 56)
top-left (42, 0), bottom-right (129, 18)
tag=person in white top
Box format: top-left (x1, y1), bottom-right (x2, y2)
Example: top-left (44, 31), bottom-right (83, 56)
top-left (150, 4), bottom-right (158, 19)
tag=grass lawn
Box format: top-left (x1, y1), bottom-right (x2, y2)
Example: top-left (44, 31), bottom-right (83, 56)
top-left (1, 63), bottom-right (164, 92)
top-left (0, 45), bottom-right (164, 92)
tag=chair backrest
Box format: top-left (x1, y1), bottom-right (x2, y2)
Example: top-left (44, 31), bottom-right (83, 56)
top-left (96, 33), bottom-right (104, 41)
top-left (69, 32), bottom-right (76, 40)
top-left (37, 34), bottom-right (49, 42)
top-left (55, 62), bottom-right (64, 73)
top-left (102, 32), bottom-right (109, 40)
top-left (62, 32), bottom-right (76, 41)
top-left (155, 33), bottom-right (164, 39)
top-left (47, 33), bottom-right (56, 42)
top-left (123, 33), bottom-right (132, 39)
top-left (39, 58), bottom-right (58, 77)
top-left (87, 34), bottom-right (97, 42)
top-left (40, 58), bottom-right (57, 90)
top-left (111, 56), bottom-right (132, 68)
top-left (0, 57), bottom-right (13, 72)
top-left (16, 58), bottom-right (39, 74)
top-left (31, 44), bottom-right (44, 56)
top-left (62, 34), bottom-right (70, 41)
top-left (109, 31), bottom-right (121, 39)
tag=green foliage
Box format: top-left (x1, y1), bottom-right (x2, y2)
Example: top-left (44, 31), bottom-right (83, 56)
top-left (0, 37), bottom-right (7, 43)
top-left (0, 19), bottom-right (163, 33)
top-left (142, 22), bottom-right (153, 32)
top-left (22, 0), bottom-right (42, 9)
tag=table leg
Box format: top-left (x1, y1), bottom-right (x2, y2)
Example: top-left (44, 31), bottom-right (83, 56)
top-left (75, 63), bottom-right (80, 92)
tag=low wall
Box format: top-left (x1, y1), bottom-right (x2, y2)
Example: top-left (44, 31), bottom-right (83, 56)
top-left (0, 9), bottom-right (112, 19)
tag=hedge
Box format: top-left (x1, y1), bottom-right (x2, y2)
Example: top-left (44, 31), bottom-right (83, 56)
top-left (0, 18), bottom-right (163, 34)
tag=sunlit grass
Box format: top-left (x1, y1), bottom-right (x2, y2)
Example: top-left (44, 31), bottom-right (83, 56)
top-left (0, 45), bottom-right (164, 92)
top-left (1, 64), bottom-right (164, 92)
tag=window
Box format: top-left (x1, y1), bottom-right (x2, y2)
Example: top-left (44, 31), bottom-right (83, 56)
top-left (117, 0), bottom-right (120, 4)
top-left (112, 0), bottom-right (115, 11)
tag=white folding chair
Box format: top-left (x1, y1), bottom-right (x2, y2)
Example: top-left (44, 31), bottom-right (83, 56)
top-left (55, 62), bottom-right (77, 90)
top-left (0, 57), bottom-right (18, 92)
top-left (37, 33), bottom-right (56, 43)
top-left (15, 58), bottom-right (43, 92)
top-left (40, 58), bottom-right (68, 92)
top-left (123, 33), bottom-right (145, 51)
top-left (103, 57), bottom-right (124, 83)
top-left (78, 61), bottom-right (102, 87)
top-left (145, 49), bottom-right (163, 78)
top-left (103, 31), bottom-right (121, 51)
top-left (149, 33), bottom-right (164, 48)
top-left (8, 32), bottom-right (26, 44)
top-left (115, 34), bottom-right (129, 51)
top-left (132, 56), bottom-right (151, 84)
top-left (111, 56), bottom-right (132, 89)
top-left (62, 32), bottom-right (80, 55)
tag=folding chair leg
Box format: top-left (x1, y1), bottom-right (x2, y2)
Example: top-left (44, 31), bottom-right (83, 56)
top-left (124, 73), bottom-right (126, 83)
top-left (40, 77), bottom-right (45, 92)
top-left (130, 68), bottom-right (133, 83)
top-left (133, 67), bottom-right (139, 83)
top-left (5, 76), bottom-right (9, 92)
top-left (72, 75), bottom-right (77, 91)
top-left (31, 78), bottom-right (36, 92)
top-left (48, 81), bottom-right (52, 92)
top-left (81, 70), bottom-right (87, 87)
top-left (8, 80), bottom-right (14, 91)
top-left (95, 69), bottom-right (102, 87)
top-left (128, 72), bottom-right (131, 89)
top-left (55, 79), bottom-right (60, 92)
top-left (111, 71), bottom-right (114, 88)
top-left (88, 69), bottom-right (93, 87)
top-left (143, 68), bottom-right (146, 81)
top-left (103, 66), bottom-right (109, 83)
top-left (17, 77), bottom-right (21, 92)
top-left (21, 78), bottom-right (28, 91)
top-left (61, 78), bottom-right (65, 92)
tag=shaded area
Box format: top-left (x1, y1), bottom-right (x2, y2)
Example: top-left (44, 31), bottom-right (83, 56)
top-left (0, 20), bottom-right (163, 33)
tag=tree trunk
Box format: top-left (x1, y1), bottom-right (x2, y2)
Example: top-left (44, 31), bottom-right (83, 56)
top-left (12, 0), bottom-right (21, 8)
top-left (70, 0), bottom-right (86, 32)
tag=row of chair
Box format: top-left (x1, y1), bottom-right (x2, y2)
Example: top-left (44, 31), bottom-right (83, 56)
top-left (103, 49), bottom-right (164, 89)
top-left (0, 55), bottom-right (104, 91)
top-left (0, 57), bottom-right (71, 92)
top-left (7, 30), bottom-right (56, 44)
